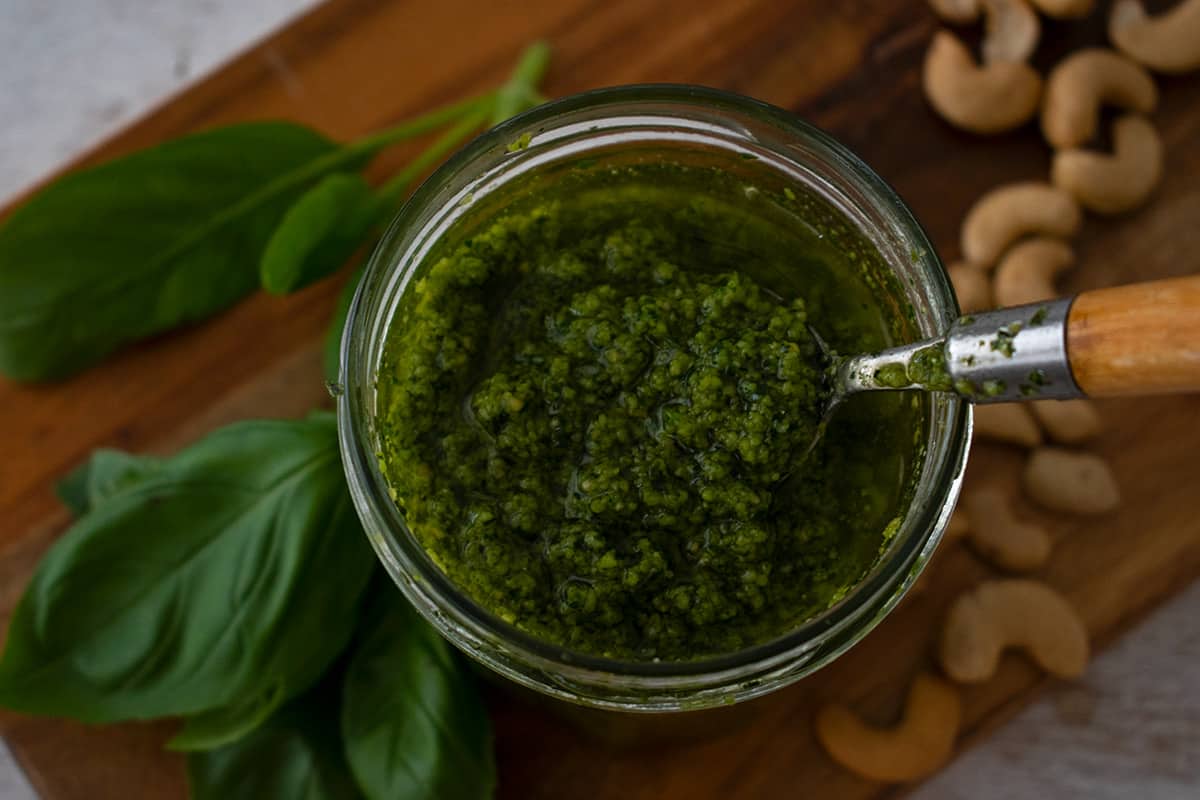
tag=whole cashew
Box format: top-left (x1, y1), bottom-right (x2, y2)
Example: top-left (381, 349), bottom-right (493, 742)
top-left (1041, 48), bottom-right (1157, 148)
top-left (1031, 399), bottom-right (1104, 443)
top-left (926, 0), bottom-right (1041, 62)
top-left (815, 672), bottom-right (961, 783)
top-left (940, 579), bottom-right (1089, 682)
top-left (929, 0), bottom-right (982, 23)
top-left (963, 487), bottom-right (1052, 571)
top-left (923, 31), bottom-right (1043, 134)
top-left (973, 404), bottom-right (1043, 447)
top-left (961, 182), bottom-right (1082, 268)
top-left (993, 237), bottom-right (1074, 306)
top-left (1028, 0), bottom-right (1094, 17)
top-left (1109, 0), bottom-right (1200, 74)
top-left (949, 262), bottom-right (993, 312)
top-left (1052, 114), bottom-right (1163, 214)
top-left (1023, 447), bottom-right (1121, 514)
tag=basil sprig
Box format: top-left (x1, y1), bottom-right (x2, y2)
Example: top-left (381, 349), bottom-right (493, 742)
top-left (0, 414), bottom-right (375, 732)
top-left (259, 173), bottom-right (381, 296)
top-left (2, 415), bottom-right (508, 797)
top-left (0, 123), bottom-right (337, 380)
top-left (0, 42), bottom-right (550, 382)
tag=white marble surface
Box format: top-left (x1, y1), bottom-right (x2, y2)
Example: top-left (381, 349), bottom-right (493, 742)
top-left (0, 0), bottom-right (313, 197)
top-left (0, 740), bottom-right (35, 800)
top-left (1, 2), bottom-right (1197, 798)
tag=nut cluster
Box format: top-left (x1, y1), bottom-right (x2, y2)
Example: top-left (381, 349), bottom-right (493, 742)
top-left (815, 1), bottom-right (1198, 784)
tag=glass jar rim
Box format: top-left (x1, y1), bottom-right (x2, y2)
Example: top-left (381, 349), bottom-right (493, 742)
top-left (337, 84), bottom-right (970, 710)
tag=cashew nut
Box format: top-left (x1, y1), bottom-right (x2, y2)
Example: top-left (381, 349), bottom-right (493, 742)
top-left (815, 672), bottom-right (961, 783)
top-left (929, 0), bottom-right (982, 23)
top-left (1028, 0), bottom-right (1095, 17)
top-left (973, 404), bottom-right (1043, 447)
top-left (963, 487), bottom-right (1052, 571)
top-left (923, 31), bottom-right (1043, 134)
top-left (949, 262), bottom-right (993, 312)
top-left (993, 237), bottom-right (1074, 306)
top-left (1052, 113), bottom-right (1163, 214)
top-left (1023, 447), bottom-right (1121, 514)
top-left (1109, 0), bottom-right (1200, 74)
top-left (961, 182), bottom-right (1083, 268)
top-left (1030, 399), bottom-right (1104, 443)
top-left (926, 0), bottom-right (1041, 62)
top-left (983, 0), bottom-right (1042, 63)
top-left (1041, 48), bottom-right (1157, 148)
top-left (939, 579), bottom-right (1089, 682)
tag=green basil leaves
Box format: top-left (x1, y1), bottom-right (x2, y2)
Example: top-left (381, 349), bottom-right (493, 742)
top-left (188, 675), bottom-right (363, 800)
top-left (0, 39), bottom-right (552, 383)
top-left (0, 123), bottom-right (341, 381)
top-left (56, 448), bottom-right (164, 516)
top-left (0, 415), bottom-right (375, 728)
top-left (342, 594), bottom-right (496, 800)
top-left (260, 174), bottom-right (381, 295)
top-left (3, 413), bottom-right (507, 798)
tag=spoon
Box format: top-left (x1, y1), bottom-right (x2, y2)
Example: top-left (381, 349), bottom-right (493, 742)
top-left (809, 274), bottom-right (1200, 449)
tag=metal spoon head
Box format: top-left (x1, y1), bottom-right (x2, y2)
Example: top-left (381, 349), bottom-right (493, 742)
top-left (801, 322), bottom-right (947, 460)
top-left (799, 323), bottom-right (851, 463)
top-left (800, 297), bottom-right (1085, 461)
top-left (798, 385), bottom-right (843, 463)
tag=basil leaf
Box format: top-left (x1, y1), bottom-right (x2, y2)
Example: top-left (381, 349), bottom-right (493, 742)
top-left (324, 265), bottom-right (365, 382)
top-left (342, 594), bottom-right (495, 800)
top-left (260, 174), bottom-right (381, 295)
top-left (56, 449), bottom-right (164, 517)
top-left (189, 681), bottom-right (362, 800)
top-left (169, 682), bottom-right (288, 752)
top-left (491, 42), bottom-right (551, 125)
top-left (55, 460), bottom-right (94, 518)
top-left (0, 416), bottom-right (376, 728)
top-left (0, 122), bottom-right (348, 381)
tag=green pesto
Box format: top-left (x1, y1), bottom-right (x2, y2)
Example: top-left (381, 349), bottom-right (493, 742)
top-left (873, 344), bottom-right (951, 391)
top-left (374, 162), bottom-right (924, 662)
top-left (981, 379), bottom-right (1006, 397)
top-left (1019, 368), bottom-right (1047, 397)
top-left (954, 377), bottom-right (1008, 400)
top-left (873, 362), bottom-right (911, 388)
top-left (906, 344), bottom-right (953, 391)
top-left (506, 132), bottom-right (533, 153)
top-left (989, 322), bottom-right (1022, 358)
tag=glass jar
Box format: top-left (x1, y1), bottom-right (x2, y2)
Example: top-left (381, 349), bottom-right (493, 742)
top-left (336, 85), bottom-right (970, 713)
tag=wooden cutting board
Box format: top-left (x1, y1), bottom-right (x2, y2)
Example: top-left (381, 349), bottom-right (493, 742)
top-left (2, 0), bottom-right (1198, 797)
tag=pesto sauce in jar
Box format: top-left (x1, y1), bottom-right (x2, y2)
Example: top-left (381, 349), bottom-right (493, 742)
top-left (375, 161), bottom-right (923, 661)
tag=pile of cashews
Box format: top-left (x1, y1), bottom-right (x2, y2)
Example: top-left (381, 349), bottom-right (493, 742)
top-left (816, 0), bottom-right (1198, 783)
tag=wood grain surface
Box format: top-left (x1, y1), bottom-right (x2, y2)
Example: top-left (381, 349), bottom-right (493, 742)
top-left (1, 1), bottom-right (1198, 798)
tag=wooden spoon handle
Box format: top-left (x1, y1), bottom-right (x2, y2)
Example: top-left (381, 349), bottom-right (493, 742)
top-left (1067, 275), bottom-right (1200, 397)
